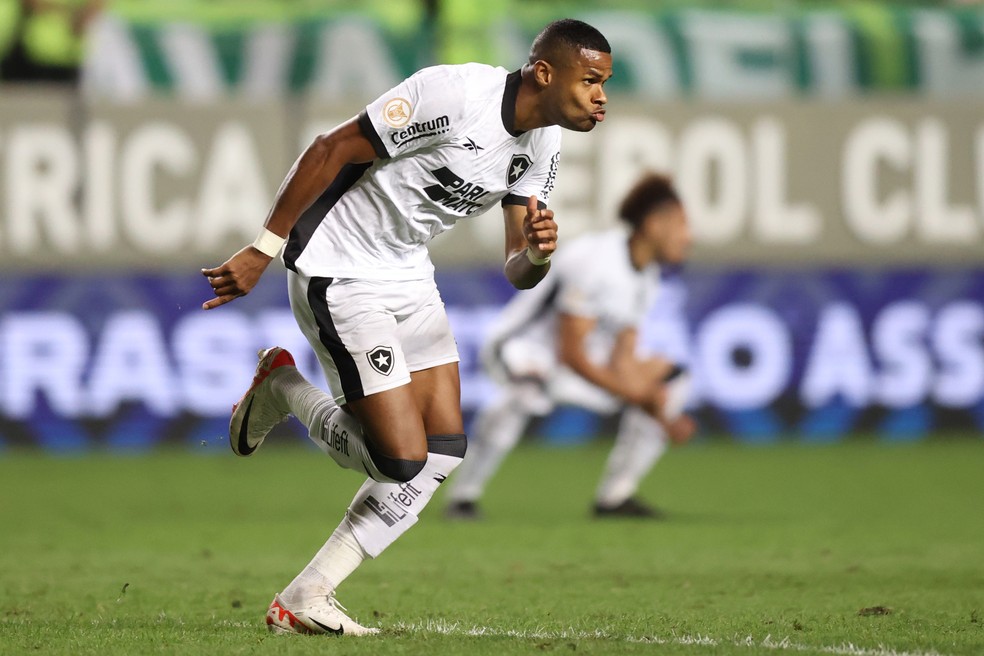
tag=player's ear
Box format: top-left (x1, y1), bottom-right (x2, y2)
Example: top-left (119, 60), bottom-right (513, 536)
top-left (532, 60), bottom-right (552, 87)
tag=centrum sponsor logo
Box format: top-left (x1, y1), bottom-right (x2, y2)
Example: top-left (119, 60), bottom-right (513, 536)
top-left (390, 115), bottom-right (451, 147)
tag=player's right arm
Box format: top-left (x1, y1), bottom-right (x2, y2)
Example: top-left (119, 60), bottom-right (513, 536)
top-left (201, 118), bottom-right (377, 310)
top-left (557, 316), bottom-right (662, 405)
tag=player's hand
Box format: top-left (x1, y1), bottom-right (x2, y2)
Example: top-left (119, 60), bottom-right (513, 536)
top-left (200, 245), bottom-right (273, 310)
top-left (617, 358), bottom-right (668, 408)
top-left (637, 356), bottom-right (673, 382)
top-left (524, 194), bottom-right (557, 261)
top-left (613, 373), bottom-right (660, 409)
top-left (665, 414), bottom-right (697, 446)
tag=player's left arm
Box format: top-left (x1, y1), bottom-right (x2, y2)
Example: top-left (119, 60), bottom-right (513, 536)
top-left (503, 133), bottom-right (561, 289)
top-left (609, 328), bottom-right (641, 373)
top-left (502, 195), bottom-right (556, 289)
top-left (612, 327), bottom-right (696, 441)
top-left (611, 329), bottom-right (673, 382)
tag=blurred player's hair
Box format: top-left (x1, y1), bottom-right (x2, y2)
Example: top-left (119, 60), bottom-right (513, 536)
top-left (618, 173), bottom-right (681, 229)
top-left (529, 19), bottom-right (611, 64)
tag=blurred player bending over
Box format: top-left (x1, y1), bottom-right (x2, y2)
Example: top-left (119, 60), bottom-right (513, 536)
top-left (201, 19), bottom-right (611, 636)
top-left (446, 173), bottom-right (695, 521)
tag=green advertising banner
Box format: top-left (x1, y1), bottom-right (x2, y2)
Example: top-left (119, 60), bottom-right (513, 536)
top-left (81, 3), bottom-right (984, 102)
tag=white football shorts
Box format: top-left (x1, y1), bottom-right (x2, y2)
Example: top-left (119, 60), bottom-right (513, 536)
top-left (288, 271), bottom-right (460, 406)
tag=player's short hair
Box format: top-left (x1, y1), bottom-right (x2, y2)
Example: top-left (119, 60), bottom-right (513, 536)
top-left (528, 19), bottom-right (611, 65)
top-left (618, 173), bottom-right (681, 229)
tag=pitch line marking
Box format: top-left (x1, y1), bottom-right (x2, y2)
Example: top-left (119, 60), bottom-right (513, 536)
top-left (391, 619), bottom-right (950, 656)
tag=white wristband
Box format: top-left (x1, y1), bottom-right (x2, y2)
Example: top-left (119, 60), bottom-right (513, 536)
top-left (526, 247), bottom-right (551, 266)
top-left (252, 228), bottom-right (286, 258)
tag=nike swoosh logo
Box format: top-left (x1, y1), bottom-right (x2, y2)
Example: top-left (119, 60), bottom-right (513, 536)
top-left (237, 398), bottom-right (256, 455)
top-left (309, 617), bottom-right (344, 635)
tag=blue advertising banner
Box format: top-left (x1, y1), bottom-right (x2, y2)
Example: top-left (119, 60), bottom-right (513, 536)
top-left (645, 268), bottom-right (984, 443)
top-left (0, 267), bottom-right (981, 452)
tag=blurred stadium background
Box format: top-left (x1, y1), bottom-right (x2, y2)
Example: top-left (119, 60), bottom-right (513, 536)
top-left (0, 0), bottom-right (982, 453)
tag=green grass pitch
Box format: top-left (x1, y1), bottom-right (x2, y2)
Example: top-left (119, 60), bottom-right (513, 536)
top-left (1, 436), bottom-right (982, 655)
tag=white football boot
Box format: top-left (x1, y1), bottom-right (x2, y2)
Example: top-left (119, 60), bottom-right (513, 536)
top-left (229, 347), bottom-right (295, 456)
top-left (265, 593), bottom-right (380, 636)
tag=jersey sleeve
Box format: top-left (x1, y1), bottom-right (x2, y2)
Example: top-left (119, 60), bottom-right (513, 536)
top-left (557, 278), bottom-right (608, 321)
top-left (501, 128), bottom-right (562, 210)
top-left (555, 259), bottom-right (608, 320)
top-left (359, 66), bottom-right (461, 160)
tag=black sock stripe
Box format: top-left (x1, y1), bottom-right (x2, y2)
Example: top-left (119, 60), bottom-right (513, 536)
top-left (663, 365), bottom-right (686, 382)
top-left (364, 438), bottom-right (426, 483)
top-left (306, 276), bottom-right (365, 402)
top-left (427, 433), bottom-right (467, 458)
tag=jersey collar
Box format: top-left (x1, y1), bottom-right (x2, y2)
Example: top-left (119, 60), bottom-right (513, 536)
top-left (501, 69), bottom-right (523, 137)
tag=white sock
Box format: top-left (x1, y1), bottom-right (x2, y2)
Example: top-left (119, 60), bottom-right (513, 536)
top-left (270, 367), bottom-right (410, 483)
top-left (269, 366), bottom-right (335, 430)
top-left (346, 435), bottom-right (466, 557)
top-left (446, 394), bottom-right (529, 503)
top-left (661, 369), bottom-right (692, 422)
top-left (595, 406), bottom-right (668, 507)
top-left (279, 517), bottom-right (367, 606)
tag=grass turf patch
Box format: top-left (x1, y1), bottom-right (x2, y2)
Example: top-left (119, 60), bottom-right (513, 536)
top-left (1, 437), bottom-right (982, 655)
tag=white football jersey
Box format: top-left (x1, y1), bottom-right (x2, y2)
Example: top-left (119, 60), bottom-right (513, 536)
top-left (487, 228), bottom-right (661, 364)
top-left (284, 63), bottom-right (563, 280)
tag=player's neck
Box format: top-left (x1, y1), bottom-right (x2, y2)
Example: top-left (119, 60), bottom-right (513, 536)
top-left (627, 233), bottom-right (655, 271)
top-left (513, 68), bottom-right (551, 132)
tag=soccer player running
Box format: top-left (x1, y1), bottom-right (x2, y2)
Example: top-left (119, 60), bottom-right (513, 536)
top-left (200, 19), bottom-right (611, 636)
top-left (445, 173), bottom-right (696, 521)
